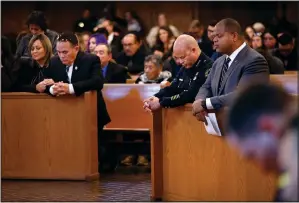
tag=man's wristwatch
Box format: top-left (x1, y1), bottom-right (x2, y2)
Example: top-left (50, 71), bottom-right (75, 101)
top-left (201, 99), bottom-right (207, 110)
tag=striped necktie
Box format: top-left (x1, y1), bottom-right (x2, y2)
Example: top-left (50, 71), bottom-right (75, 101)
top-left (218, 57), bottom-right (231, 92)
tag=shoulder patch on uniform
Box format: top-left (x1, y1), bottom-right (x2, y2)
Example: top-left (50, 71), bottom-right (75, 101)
top-left (205, 68), bottom-right (211, 77)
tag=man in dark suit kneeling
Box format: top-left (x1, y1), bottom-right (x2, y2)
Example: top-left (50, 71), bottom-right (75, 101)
top-left (45, 32), bottom-right (111, 171)
top-left (94, 44), bottom-right (128, 83)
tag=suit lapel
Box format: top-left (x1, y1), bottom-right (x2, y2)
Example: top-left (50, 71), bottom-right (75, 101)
top-left (104, 62), bottom-right (113, 83)
top-left (218, 45), bottom-right (249, 94)
top-left (215, 57), bottom-right (226, 95)
top-left (70, 51), bottom-right (83, 83)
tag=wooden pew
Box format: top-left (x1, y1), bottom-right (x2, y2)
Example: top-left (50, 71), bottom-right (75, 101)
top-left (151, 105), bottom-right (278, 201)
top-left (102, 84), bottom-right (160, 130)
top-left (270, 74), bottom-right (298, 95)
top-left (150, 75), bottom-right (298, 201)
top-left (1, 92), bottom-right (98, 180)
top-left (284, 70), bottom-right (298, 75)
top-left (126, 79), bottom-right (136, 84)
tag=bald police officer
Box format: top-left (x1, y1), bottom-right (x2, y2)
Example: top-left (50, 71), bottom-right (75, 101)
top-left (143, 34), bottom-right (213, 112)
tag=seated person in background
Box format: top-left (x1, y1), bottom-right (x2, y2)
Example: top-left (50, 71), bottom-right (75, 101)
top-left (146, 13), bottom-right (180, 48)
top-left (87, 33), bottom-right (108, 54)
top-left (252, 33), bottom-right (284, 74)
top-left (14, 33), bottom-right (54, 93)
top-left (76, 31), bottom-right (91, 52)
top-left (244, 32), bottom-right (252, 47)
top-left (95, 19), bottom-right (123, 59)
top-left (207, 20), bottom-right (223, 62)
top-left (245, 25), bottom-right (255, 39)
top-left (188, 20), bottom-right (214, 57)
top-left (272, 32), bottom-right (297, 71)
top-left (152, 26), bottom-right (176, 61)
top-left (16, 10), bottom-right (58, 57)
top-left (135, 55), bottom-right (172, 87)
top-left (225, 83), bottom-right (298, 201)
top-left (116, 32), bottom-right (150, 75)
top-left (253, 22), bottom-right (265, 34)
top-left (263, 28), bottom-right (278, 51)
top-left (143, 34), bottom-right (213, 111)
top-left (94, 43), bottom-right (128, 83)
top-left (1, 36), bottom-right (19, 92)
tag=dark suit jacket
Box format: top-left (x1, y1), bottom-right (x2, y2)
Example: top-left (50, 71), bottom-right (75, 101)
top-left (109, 35), bottom-right (123, 59)
top-left (13, 57), bottom-right (51, 93)
top-left (116, 44), bottom-right (150, 74)
top-left (103, 62), bottom-right (128, 83)
top-left (196, 44), bottom-right (269, 110)
top-left (46, 51), bottom-right (111, 127)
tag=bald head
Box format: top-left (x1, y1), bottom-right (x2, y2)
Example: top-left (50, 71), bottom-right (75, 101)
top-left (174, 34), bottom-right (200, 51)
top-left (172, 34), bottom-right (201, 69)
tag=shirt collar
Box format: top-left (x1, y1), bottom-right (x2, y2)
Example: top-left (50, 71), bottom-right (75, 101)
top-left (226, 42), bottom-right (247, 62)
top-left (108, 33), bottom-right (114, 44)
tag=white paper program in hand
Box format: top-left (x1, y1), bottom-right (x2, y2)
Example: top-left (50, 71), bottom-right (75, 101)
top-left (204, 113), bottom-right (222, 136)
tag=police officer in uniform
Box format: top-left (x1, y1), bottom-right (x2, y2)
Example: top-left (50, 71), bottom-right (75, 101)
top-left (143, 34), bottom-right (213, 111)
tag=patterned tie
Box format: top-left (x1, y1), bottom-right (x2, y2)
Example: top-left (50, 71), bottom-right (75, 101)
top-left (218, 57), bottom-right (231, 92)
top-left (66, 65), bottom-right (70, 73)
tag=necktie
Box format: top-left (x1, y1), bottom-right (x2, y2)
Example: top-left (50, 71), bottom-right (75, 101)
top-left (218, 57), bottom-right (231, 92)
top-left (66, 65), bottom-right (70, 73)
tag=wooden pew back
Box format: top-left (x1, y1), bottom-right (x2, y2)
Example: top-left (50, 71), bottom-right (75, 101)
top-left (270, 74), bottom-right (298, 94)
top-left (1, 92), bottom-right (98, 180)
top-left (102, 84), bottom-right (160, 130)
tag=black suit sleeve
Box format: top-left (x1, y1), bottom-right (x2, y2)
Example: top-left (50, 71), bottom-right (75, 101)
top-left (72, 56), bottom-right (103, 96)
top-left (13, 57), bottom-right (39, 93)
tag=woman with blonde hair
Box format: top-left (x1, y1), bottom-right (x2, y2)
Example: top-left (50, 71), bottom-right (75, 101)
top-left (14, 33), bottom-right (55, 93)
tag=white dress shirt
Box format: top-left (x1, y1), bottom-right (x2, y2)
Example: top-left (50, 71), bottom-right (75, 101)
top-left (49, 64), bottom-right (75, 95)
top-left (206, 42), bottom-right (247, 109)
top-left (108, 33), bottom-right (114, 45)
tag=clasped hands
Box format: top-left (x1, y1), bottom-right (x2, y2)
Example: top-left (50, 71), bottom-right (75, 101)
top-left (143, 96), bottom-right (161, 113)
top-left (142, 96), bottom-right (208, 123)
top-left (36, 79), bottom-right (70, 96)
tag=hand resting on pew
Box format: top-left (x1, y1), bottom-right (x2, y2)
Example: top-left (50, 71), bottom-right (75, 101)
top-left (143, 96), bottom-right (161, 112)
top-left (51, 81), bottom-right (71, 96)
top-left (192, 99), bottom-right (208, 124)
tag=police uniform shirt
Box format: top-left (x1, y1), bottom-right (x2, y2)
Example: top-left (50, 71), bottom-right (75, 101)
top-left (154, 52), bottom-right (213, 108)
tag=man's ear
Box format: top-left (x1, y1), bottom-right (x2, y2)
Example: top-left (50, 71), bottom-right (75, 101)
top-left (74, 45), bottom-right (80, 52)
top-left (232, 32), bottom-right (238, 42)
